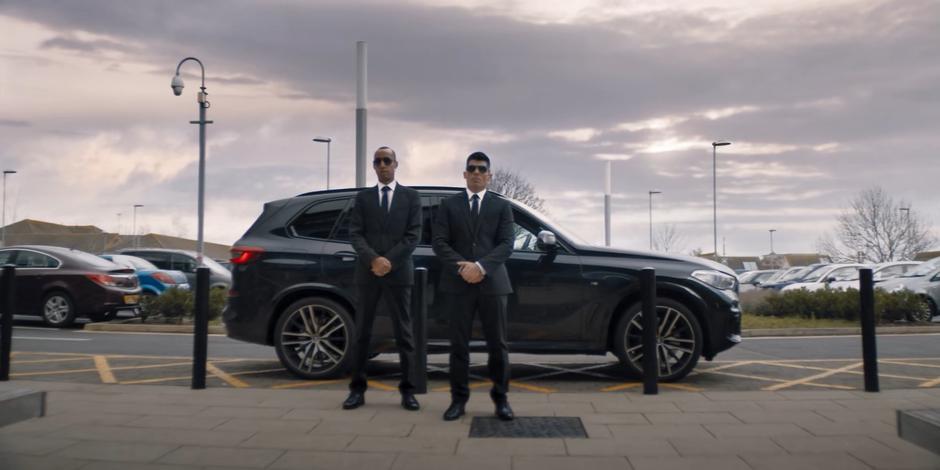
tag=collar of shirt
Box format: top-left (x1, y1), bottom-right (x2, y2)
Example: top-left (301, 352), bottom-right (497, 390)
top-left (379, 180), bottom-right (398, 192)
top-left (466, 188), bottom-right (486, 205)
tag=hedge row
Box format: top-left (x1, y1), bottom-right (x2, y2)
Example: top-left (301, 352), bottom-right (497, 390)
top-left (742, 288), bottom-right (930, 323)
top-left (139, 287), bottom-right (226, 324)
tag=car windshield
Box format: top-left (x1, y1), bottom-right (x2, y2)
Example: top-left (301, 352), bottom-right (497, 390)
top-left (754, 271), bottom-right (777, 283)
top-left (509, 198), bottom-right (588, 245)
top-left (779, 266), bottom-right (811, 282)
top-left (903, 257), bottom-right (940, 277)
top-left (797, 265), bottom-right (830, 282)
top-left (738, 272), bottom-right (759, 283)
top-left (828, 267), bottom-right (860, 281)
top-left (106, 254), bottom-right (158, 270)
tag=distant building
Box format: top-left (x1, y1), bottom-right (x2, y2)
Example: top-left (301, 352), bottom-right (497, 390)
top-left (697, 252), bottom-right (832, 272)
top-left (914, 251), bottom-right (940, 261)
top-left (1, 219), bottom-right (232, 261)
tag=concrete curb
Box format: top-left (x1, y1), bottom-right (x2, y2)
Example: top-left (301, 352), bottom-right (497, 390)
top-left (82, 321), bottom-right (940, 337)
top-left (83, 322), bottom-right (227, 335)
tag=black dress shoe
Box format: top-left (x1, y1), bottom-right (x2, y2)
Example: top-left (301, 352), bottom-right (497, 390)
top-left (443, 401), bottom-right (466, 421)
top-left (342, 392), bottom-right (365, 410)
top-left (401, 393), bottom-right (420, 411)
top-left (495, 401), bottom-right (514, 421)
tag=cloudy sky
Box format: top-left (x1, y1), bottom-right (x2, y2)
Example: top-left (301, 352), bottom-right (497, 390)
top-left (1, 0), bottom-right (938, 256)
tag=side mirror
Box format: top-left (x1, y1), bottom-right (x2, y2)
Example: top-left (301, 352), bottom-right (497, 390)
top-left (536, 230), bottom-right (557, 251)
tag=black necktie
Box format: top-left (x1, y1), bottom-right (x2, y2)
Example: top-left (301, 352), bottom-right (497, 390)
top-left (471, 194), bottom-right (480, 219)
top-left (381, 186), bottom-right (390, 213)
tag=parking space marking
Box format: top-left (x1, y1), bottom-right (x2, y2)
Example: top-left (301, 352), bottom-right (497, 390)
top-left (12, 336), bottom-right (91, 342)
top-left (701, 369), bottom-right (854, 390)
top-left (207, 362), bottom-right (251, 388)
top-left (12, 356), bottom-right (91, 365)
top-left (763, 362), bottom-right (863, 391)
top-left (919, 377), bottom-right (940, 388)
top-left (271, 379), bottom-right (344, 390)
top-left (367, 380), bottom-right (399, 391)
top-left (881, 359), bottom-right (940, 369)
top-left (763, 361), bottom-right (931, 382)
top-left (93, 355), bottom-right (117, 384)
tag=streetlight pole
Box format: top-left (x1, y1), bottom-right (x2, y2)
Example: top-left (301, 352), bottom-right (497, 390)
top-left (604, 161), bottom-right (611, 247)
top-left (648, 190), bottom-right (661, 250)
top-left (171, 57), bottom-right (213, 265)
top-left (711, 141), bottom-right (731, 258)
top-left (133, 204), bottom-right (144, 249)
top-left (769, 229), bottom-right (776, 254)
top-left (313, 137), bottom-right (332, 189)
top-left (900, 207), bottom-right (910, 259)
top-left (2, 170), bottom-right (16, 247)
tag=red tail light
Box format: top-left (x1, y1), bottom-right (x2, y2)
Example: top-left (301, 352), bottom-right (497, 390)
top-left (231, 246), bottom-right (264, 265)
top-left (152, 272), bottom-right (176, 284)
top-left (86, 274), bottom-right (119, 287)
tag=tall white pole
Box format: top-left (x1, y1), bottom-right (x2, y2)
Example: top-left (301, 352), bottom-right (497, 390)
top-left (604, 161), bottom-right (611, 247)
top-left (1, 173), bottom-right (7, 248)
top-left (356, 41), bottom-right (367, 188)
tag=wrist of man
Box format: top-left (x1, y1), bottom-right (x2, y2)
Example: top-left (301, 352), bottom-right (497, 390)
top-left (475, 262), bottom-right (486, 276)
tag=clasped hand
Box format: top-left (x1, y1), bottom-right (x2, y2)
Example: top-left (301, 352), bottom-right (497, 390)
top-left (457, 261), bottom-right (484, 284)
top-left (371, 257), bottom-right (392, 277)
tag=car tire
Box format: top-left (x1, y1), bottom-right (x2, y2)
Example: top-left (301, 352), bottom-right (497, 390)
top-left (612, 297), bottom-right (703, 382)
top-left (911, 297), bottom-right (936, 323)
top-left (274, 297), bottom-right (354, 380)
top-left (41, 291), bottom-right (77, 328)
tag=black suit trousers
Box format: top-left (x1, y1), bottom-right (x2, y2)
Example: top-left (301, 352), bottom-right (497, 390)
top-left (349, 281), bottom-right (415, 394)
top-left (448, 291), bottom-right (510, 403)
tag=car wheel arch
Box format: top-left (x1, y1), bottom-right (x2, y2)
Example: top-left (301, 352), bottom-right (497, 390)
top-left (267, 285), bottom-right (357, 345)
top-left (606, 281), bottom-right (712, 358)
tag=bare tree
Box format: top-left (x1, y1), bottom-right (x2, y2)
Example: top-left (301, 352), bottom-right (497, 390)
top-left (653, 223), bottom-right (686, 253)
top-left (489, 168), bottom-right (545, 213)
top-left (818, 186), bottom-right (936, 262)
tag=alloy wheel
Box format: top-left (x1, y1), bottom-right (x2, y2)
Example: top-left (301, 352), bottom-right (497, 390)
top-left (44, 295), bottom-right (71, 324)
top-left (278, 303), bottom-right (349, 375)
top-left (622, 305), bottom-right (699, 379)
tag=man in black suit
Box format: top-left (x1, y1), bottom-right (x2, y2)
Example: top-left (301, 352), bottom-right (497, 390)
top-left (343, 146), bottom-right (423, 411)
top-left (433, 151), bottom-right (515, 421)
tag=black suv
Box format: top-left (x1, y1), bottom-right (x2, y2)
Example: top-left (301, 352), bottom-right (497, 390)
top-left (224, 187), bottom-right (742, 382)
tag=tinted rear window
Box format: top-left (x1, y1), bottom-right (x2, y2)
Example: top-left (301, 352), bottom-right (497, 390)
top-left (290, 198), bottom-right (350, 240)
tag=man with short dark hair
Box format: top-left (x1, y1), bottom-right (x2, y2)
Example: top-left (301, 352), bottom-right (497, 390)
top-left (433, 151), bottom-right (515, 421)
top-left (343, 146), bottom-right (423, 411)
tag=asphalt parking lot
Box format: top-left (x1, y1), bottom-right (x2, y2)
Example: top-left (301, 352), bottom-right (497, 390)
top-left (8, 350), bottom-right (940, 393)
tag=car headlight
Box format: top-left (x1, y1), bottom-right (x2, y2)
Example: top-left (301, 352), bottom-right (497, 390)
top-left (691, 270), bottom-right (737, 291)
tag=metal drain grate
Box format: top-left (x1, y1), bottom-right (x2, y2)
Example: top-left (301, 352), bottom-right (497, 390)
top-left (469, 416), bottom-right (587, 438)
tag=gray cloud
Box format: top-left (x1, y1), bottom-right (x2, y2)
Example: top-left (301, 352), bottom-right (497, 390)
top-left (0, 119), bottom-right (30, 127)
top-left (40, 35), bottom-right (136, 53)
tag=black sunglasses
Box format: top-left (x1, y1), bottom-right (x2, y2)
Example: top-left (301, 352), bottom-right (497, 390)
top-left (373, 157), bottom-right (394, 166)
top-left (466, 164), bottom-right (489, 174)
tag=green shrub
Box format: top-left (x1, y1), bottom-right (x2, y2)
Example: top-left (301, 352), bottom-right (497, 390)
top-left (745, 288), bottom-right (928, 324)
top-left (139, 287), bottom-right (226, 324)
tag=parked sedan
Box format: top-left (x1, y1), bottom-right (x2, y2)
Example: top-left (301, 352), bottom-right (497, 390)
top-left (0, 245), bottom-right (141, 327)
top-left (117, 248), bottom-right (232, 289)
top-left (781, 264), bottom-right (865, 292)
top-left (739, 269), bottom-right (779, 292)
top-left (760, 264), bottom-right (829, 291)
top-left (99, 254), bottom-right (190, 296)
top-left (877, 257), bottom-right (940, 321)
top-left (827, 261), bottom-right (921, 291)
top-left (224, 186), bottom-right (742, 382)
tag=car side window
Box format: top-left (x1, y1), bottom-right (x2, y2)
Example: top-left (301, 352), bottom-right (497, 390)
top-left (15, 251), bottom-right (58, 268)
top-left (290, 198), bottom-right (350, 240)
top-left (133, 252), bottom-right (171, 270)
top-left (330, 197), bottom-right (355, 242)
top-left (0, 250), bottom-right (13, 265)
top-left (511, 212), bottom-right (543, 252)
top-left (172, 255), bottom-right (198, 273)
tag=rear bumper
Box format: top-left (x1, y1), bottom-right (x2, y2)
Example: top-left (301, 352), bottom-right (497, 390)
top-left (84, 287), bottom-right (142, 314)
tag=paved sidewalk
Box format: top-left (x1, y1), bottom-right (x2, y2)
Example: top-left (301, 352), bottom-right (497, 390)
top-left (1, 380), bottom-right (939, 470)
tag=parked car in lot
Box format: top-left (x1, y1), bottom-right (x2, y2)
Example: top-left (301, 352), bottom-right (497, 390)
top-left (781, 264), bottom-right (866, 292)
top-left (760, 264), bottom-right (829, 291)
top-left (99, 254), bottom-right (190, 296)
top-left (223, 186), bottom-right (742, 382)
top-left (877, 257), bottom-right (940, 321)
top-left (827, 261), bottom-right (921, 291)
top-left (738, 269), bottom-right (779, 292)
top-left (117, 248), bottom-right (231, 289)
top-left (0, 245), bottom-right (141, 327)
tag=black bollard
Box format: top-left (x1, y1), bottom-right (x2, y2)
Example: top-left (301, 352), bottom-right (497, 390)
top-left (859, 268), bottom-right (879, 392)
top-left (191, 267), bottom-right (210, 390)
top-left (641, 268), bottom-right (658, 395)
top-left (412, 267), bottom-right (429, 394)
top-left (0, 266), bottom-right (15, 381)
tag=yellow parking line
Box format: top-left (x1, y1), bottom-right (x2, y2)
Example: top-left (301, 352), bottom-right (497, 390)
top-left (509, 381), bottom-right (557, 393)
top-left (601, 382), bottom-right (641, 392)
top-left (763, 362), bottom-right (862, 391)
top-left (120, 367), bottom-right (287, 386)
top-left (367, 380), bottom-right (398, 391)
top-left (206, 363), bottom-right (250, 388)
top-left (703, 369), bottom-right (854, 390)
top-left (881, 360), bottom-right (940, 370)
top-left (93, 355), bottom-right (117, 384)
top-left (10, 360), bottom-right (227, 378)
top-left (272, 379), bottom-right (343, 389)
top-left (918, 377), bottom-right (940, 387)
top-left (661, 383), bottom-right (704, 392)
top-left (12, 356), bottom-right (93, 365)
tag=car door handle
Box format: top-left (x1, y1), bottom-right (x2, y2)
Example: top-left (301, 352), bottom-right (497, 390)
top-left (334, 251), bottom-right (358, 262)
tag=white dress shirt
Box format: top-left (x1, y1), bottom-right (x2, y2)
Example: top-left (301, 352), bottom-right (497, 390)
top-left (378, 180), bottom-right (398, 210)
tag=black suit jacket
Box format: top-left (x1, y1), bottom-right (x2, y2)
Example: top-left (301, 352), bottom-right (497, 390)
top-left (348, 184), bottom-right (422, 286)
top-left (432, 191), bottom-right (514, 295)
